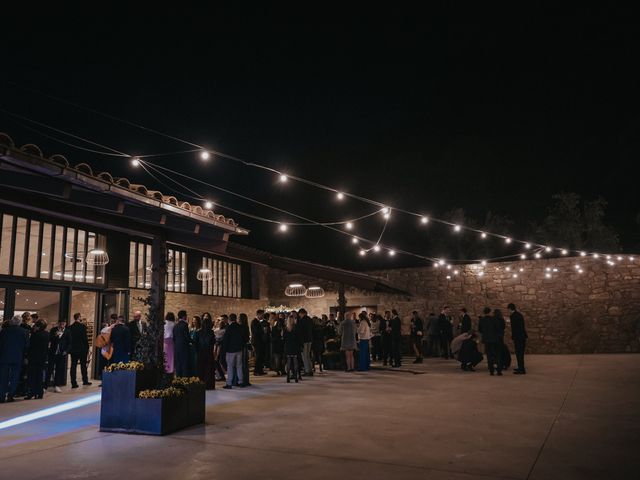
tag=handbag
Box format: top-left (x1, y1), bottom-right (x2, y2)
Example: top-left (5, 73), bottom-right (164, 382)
top-left (95, 331), bottom-right (111, 348)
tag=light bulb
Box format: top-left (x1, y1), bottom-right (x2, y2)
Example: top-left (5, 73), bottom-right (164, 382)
top-left (617, 256), bottom-right (623, 261)
top-left (520, 254), bottom-right (526, 260)
top-left (481, 232), bottom-right (487, 239)
top-left (630, 257), bottom-right (635, 262)
top-left (200, 151), bottom-right (210, 161)
top-left (453, 270), bottom-right (459, 275)
top-left (525, 243), bottom-right (532, 249)
top-left (546, 267), bottom-right (551, 272)
top-left (446, 275), bottom-right (451, 280)
top-left (131, 157), bottom-right (140, 167)
top-left (351, 237), bottom-right (359, 244)
top-left (580, 251), bottom-right (586, 256)
top-left (519, 268), bottom-right (524, 272)
top-left (606, 255), bottom-right (611, 260)
top-left (388, 249), bottom-right (396, 256)
top-left (593, 253), bottom-right (600, 259)
top-left (279, 174), bottom-right (288, 183)
top-left (453, 224), bottom-right (461, 232)
top-left (505, 237), bottom-right (512, 244)
top-left (506, 266), bottom-right (511, 271)
top-left (279, 224), bottom-right (288, 232)
top-left (438, 259), bottom-right (445, 266)
top-left (383, 212), bottom-right (391, 219)
top-left (336, 192), bottom-right (344, 200)
top-left (421, 216), bottom-right (429, 224)
top-left (446, 264), bottom-right (452, 270)
top-left (434, 262), bottom-right (440, 268)
top-left (513, 273), bottom-right (518, 278)
top-left (345, 222), bottom-right (353, 230)
top-left (381, 207), bottom-right (390, 214)
top-left (359, 249), bottom-right (366, 256)
top-left (480, 260), bottom-right (487, 266)
top-left (561, 249), bottom-right (568, 255)
top-left (545, 246), bottom-right (552, 253)
top-left (204, 201), bottom-right (213, 209)
top-left (535, 253), bottom-right (542, 259)
top-left (373, 245), bottom-right (381, 252)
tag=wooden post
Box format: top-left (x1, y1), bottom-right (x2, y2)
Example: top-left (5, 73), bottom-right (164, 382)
top-left (338, 283), bottom-right (347, 319)
top-left (151, 235), bottom-right (167, 369)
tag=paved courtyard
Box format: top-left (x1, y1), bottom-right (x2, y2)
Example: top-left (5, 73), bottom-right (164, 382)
top-left (0, 354), bottom-right (638, 479)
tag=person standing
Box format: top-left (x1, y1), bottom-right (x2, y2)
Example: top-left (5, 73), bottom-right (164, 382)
top-left (312, 316), bottom-right (326, 373)
top-left (410, 310), bottom-right (424, 364)
top-left (508, 303), bottom-right (528, 374)
top-left (222, 314), bottom-right (245, 389)
top-left (163, 312), bottom-right (176, 374)
top-left (283, 313), bottom-right (301, 383)
top-left (110, 316), bottom-right (131, 364)
top-left (260, 312), bottom-right (272, 372)
top-left (459, 308), bottom-right (472, 334)
top-left (270, 313), bottom-right (285, 376)
top-left (195, 315), bottom-right (215, 389)
top-left (239, 314), bottom-right (252, 386)
top-left (250, 310), bottom-right (266, 376)
top-left (127, 310), bottom-right (145, 359)
top-left (297, 309), bottom-right (314, 376)
top-left (380, 311), bottom-right (393, 366)
top-left (390, 309), bottom-right (403, 367)
top-left (369, 313), bottom-right (381, 361)
top-left (48, 319), bottom-right (72, 392)
top-left (438, 306), bottom-right (454, 359)
top-left (425, 312), bottom-right (440, 357)
top-left (26, 319), bottom-right (49, 399)
top-left (357, 313), bottom-right (372, 371)
top-left (0, 315), bottom-right (29, 402)
top-left (339, 312), bottom-right (356, 372)
top-left (69, 313), bottom-right (91, 388)
top-left (173, 310), bottom-right (191, 377)
top-left (478, 307), bottom-right (505, 376)
top-left (189, 316), bottom-right (201, 377)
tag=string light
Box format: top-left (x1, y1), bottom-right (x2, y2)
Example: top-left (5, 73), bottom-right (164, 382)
top-left (373, 245), bottom-right (381, 252)
top-left (446, 264), bottom-right (452, 270)
top-left (382, 207), bottom-right (390, 214)
top-left (204, 200), bottom-right (213, 209)
top-left (279, 224), bottom-right (288, 232)
top-left (561, 249), bottom-right (568, 255)
top-left (480, 260), bottom-right (487, 266)
top-left (525, 243), bottom-right (531, 249)
top-left (505, 237), bottom-right (512, 244)
top-left (631, 257), bottom-right (635, 262)
top-left (513, 273), bottom-right (518, 278)
top-left (336, 192), bottom-right (344, 200)
top-left (383, 211), bottom-right (391, 219)
top-left (131, 157), bottom-right (140, 167)
top-left (421, 216), bottom-right (429, 224)
top-left (200, 151), bottom-right (210, 161)
top-left (345, 222), bottom-right (353, 230)
top-left (279, 174), bottom-right (288, 183)
top-left (593, 253), bottom-right (600, 259)
top-left (617, 256), bottom-right (623, 261)
top-left (453, 269), bottom-right (459, 275)
top-left (351, 237), bottom-right (359, 244)
top-left (438, 259), bottom-right (446, 266)
top-left (453, 224), bottom-right (461, 232)
top-left (434, 262), bottom-right (440, 268)
top-left (606, 255), bottom-right (612, 260)
top-left (535, 253), bottom-right (542, 259)
top-left (481, 232), bottom-right (487, 239)
top-left (520, 254), bottom-right (526, 260)
top-left (580, 251), bottom-right (587, 256)
top-left (545, 246), bottom-right (552, 253)
top-left (388, 249), bottom-right (396, 256)
top-left (505, 266), bottom-right (511, 271)
top-left (359, 249), bottom-right (367, 256)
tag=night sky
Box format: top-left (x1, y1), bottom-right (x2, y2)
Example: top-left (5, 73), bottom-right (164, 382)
top-left (1, 6), bottom-right (638, 270)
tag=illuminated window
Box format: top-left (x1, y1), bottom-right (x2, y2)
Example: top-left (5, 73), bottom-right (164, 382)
top-left (201, 256), bottom-right (241, 298)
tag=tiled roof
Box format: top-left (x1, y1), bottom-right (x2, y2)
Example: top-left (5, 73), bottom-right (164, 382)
top-left (0, 132), bottom-right (244, 233)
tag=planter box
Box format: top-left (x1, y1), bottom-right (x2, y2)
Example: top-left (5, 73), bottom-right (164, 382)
top-left (99, 369), bottom-right (205, 435)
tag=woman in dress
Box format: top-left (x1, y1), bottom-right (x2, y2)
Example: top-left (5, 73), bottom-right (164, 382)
top-left (339, 312), bottom-right (356, 372)
top-left (357, 312), bottom-right (371, 371)
top-left (283, 313), bottom-right (300, 383)
top-left (164, 312), bottom-right (176, 374)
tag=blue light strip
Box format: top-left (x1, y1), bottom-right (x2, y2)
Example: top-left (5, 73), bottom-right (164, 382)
top-left (0, 394), bottom-right (101, 431)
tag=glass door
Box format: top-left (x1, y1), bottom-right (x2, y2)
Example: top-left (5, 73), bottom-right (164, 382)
top-left (94, 289), bottom-right (129, 378)
top-left (0, 284), bottom-right (64, 327)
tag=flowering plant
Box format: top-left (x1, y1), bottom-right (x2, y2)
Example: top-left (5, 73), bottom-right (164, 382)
top-left (104, 361), bottom-right (145, 372)
top-left (138, 387), bottom-right (185, 399)
top-left (172, 376), bottom-right (204, 387)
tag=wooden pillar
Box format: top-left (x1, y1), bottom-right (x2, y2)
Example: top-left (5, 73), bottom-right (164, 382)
top-left (338, 283), bottom-right (347, 319)
top-left (151, 235), bottom-right (167, 369)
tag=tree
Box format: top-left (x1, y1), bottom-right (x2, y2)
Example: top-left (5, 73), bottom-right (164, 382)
top-left (534, 193), bottom-right (620, 252)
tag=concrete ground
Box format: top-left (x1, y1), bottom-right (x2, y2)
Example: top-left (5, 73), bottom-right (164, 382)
top-left (0, 354), bottom-right (638, 480)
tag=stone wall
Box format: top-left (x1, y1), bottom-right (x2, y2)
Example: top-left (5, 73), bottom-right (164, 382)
top-left (262, 257), bottom-right (640, 354)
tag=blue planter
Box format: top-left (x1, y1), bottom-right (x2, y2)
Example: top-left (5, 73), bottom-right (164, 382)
top-left (99, 370), bottom-right (205, 435)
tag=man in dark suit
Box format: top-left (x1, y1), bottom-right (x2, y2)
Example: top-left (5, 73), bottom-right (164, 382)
top-left (173, 310), bottom-right (191, 377)
top-left (110, 316), bottom-right (131, 364)
top-left (48, 319), bottom-right (72, 392)
top-left (478, 307), bottom-right (506, 376)
top-left (459, 308), bottom-right (472, 334)
top-left (0, 315), bottom-right (30, 402)
top-left (297, 309), bottom-right (314, 375)
top-left (26, 319), bottom-right (49, 399)
top-left (380, 311), bottom-right (392, 366)
top-left (438, 306), bottom-right (454, 359)
top-left (127, 310), bottom-right (145, 359)
top-left (508, 303), bottom-right (528, 374)
top-left (69, 313), bottom-right (91, 388)
top-left (250, 310), bottom-right (266, 375)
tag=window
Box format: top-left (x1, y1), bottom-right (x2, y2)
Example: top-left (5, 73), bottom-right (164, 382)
top-left (201, 256), bottom-right (242, 298)
top-left (128, 242), bottom-right (186, 292)
top-left (0, 213), bottom-right (105, 284)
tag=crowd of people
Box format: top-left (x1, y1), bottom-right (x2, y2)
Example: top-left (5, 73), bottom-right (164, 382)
top-left (0, 302), bottom-right (528, 402)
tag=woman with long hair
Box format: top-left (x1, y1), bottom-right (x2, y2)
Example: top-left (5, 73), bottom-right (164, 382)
top-left (270, 313), bottom-right (285, 375)
top-left (357, 312), bottom-right (372, 371)
top-left (189, 315), bottom-right (201, 377)
top-left (163, 312), bottom-right (176, 374)
top-left (213, 316), bottom-right (227, 381)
